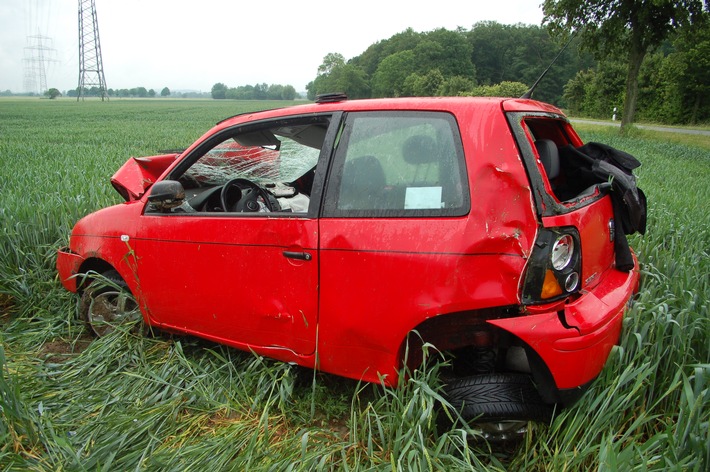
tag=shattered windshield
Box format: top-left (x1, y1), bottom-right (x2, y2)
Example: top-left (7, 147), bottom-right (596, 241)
top-left (182, 137), bottom-right (320, 187)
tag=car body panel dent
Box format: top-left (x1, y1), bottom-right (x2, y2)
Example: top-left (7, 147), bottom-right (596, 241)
top-left (458, 103), bottom-right (537, 257)
top-left (317, 248), bottom-right (526, 385)
top-left (489, 258), bottom-right (639, 389)
top-left (133, 214), bottom-right (319, 356)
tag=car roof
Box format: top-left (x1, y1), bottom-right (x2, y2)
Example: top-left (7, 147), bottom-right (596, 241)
top-left (216, 97), bottom-right (564, 129)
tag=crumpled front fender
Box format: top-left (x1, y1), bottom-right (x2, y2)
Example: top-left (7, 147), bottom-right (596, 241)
top-left (56, 247), bottom-right (85, 292)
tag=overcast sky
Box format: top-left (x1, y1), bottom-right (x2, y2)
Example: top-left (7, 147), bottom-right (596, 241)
top-left (1, 0), bottom-right (544, 94)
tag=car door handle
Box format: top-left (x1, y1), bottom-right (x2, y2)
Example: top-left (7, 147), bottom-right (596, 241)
top-left (283, 251), bottom-right (312, 261)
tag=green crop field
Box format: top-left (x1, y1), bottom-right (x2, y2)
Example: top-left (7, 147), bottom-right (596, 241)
top-left (1, 98), bottom-right (708, 470)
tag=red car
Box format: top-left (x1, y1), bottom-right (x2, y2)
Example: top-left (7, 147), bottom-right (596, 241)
top-left (57, 95), bottom-right (644, 436)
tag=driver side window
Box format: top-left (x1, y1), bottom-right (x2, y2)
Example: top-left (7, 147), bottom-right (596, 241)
top-left (149, 116), bottom-right (330, 215)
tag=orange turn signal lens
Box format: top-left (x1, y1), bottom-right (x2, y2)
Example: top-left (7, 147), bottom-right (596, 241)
top-left (541, 269), bottom-right (563, 299)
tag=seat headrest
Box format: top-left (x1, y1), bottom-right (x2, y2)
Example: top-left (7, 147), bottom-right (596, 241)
top-left (535, 139), bottom-right (560, 180)
top-left (342, 155), bottom-right (385, 190)
top-left (403, 135), bottom-right (438, 165)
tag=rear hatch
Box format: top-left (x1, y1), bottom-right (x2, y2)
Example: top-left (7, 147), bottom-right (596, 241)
top-left (504, 106), bottom-right (618, 303)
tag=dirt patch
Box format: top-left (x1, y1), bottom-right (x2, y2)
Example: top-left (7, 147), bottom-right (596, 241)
top-left (0, 294), bottom-right (15, 323)
top-left (325, 417), bottom-right (350, 440)
top-left (312, 412), bottom-right (350, 441)
top-left (41, 336), bottom-right (93, 364)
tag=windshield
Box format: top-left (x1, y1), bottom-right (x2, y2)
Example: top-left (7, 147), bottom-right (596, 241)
top-left (182, 137), bottom-right (320, 187)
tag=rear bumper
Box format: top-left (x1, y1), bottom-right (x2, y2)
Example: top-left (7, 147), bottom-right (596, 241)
top-left (56, 247), bottom-right (85, 293)
top-left (488, 261), bottom-right (640, 392)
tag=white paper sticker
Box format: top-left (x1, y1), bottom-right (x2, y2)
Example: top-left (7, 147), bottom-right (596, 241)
top-left (404, 187), bottom-right (443, 209)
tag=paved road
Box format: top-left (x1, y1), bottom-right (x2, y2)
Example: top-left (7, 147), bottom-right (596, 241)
top-left (570, 118), bottom-right (710, 137)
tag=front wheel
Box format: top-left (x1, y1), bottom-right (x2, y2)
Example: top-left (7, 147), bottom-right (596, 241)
top-left (79, 271), bottom-right (141, 337)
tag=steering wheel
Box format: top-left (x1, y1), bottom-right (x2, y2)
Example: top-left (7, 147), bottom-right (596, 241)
top-left (220, 178), bottom-right (278, 212)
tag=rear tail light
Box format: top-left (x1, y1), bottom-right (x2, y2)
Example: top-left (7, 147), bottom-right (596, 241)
top-left (564, 271), bottom-right (580, 292)
top-left (551, 234), bottom-right (575, 270)
top-left (541, 270), bottom-right (563, 298)
top-left (522, 228), bottom-right (581, 304)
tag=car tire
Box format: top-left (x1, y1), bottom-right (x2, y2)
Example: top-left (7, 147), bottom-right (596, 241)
top-left (442, 373), bottom-right (554, 427)
top-left (79, 270), bottom-right (141, 337)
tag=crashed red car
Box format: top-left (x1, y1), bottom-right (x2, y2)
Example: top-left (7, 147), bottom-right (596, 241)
top-left (57, 95), bottom-right (644, 435)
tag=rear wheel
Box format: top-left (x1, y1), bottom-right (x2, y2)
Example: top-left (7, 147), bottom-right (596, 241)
top-left (79, 271), bottom-right (141, 337)
top-left (442, 373), bottom-right (554, 441)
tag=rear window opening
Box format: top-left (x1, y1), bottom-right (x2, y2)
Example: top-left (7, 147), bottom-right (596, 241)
top-left (516, 114), bottom-right (646, 273)
top-left (522, 117), bottom-right (603, 204)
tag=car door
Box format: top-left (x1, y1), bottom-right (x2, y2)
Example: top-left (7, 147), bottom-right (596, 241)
top-left (133, 114), bottom-right (336, 357)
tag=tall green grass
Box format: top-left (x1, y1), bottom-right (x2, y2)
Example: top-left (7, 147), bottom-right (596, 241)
top-left (1, 99), bottom-right (708, 470)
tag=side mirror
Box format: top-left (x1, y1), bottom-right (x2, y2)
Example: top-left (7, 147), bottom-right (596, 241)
top-left (147, 180), bottom-right (185, 211)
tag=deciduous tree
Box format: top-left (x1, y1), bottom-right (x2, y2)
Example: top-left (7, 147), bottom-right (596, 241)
top-left (211, 83), bottom-right (228, 99)
top-left (309, 54), bottom-right (370, 99)
top-left (281, 85), bottom-right (297, 100)
top-left (543, 0), bottom-right (707, 129)
top-left (670, 15), bottom-right (710, 123)
top-left (45, 88), bottom-right (61, 99)
top-left (371, 50), bottom-right (416, 97)
top-left (317, 53), bottom-right (346, 76)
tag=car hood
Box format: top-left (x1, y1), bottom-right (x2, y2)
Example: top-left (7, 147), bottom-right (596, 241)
top-left (110, 153), bottom-right (179, 201)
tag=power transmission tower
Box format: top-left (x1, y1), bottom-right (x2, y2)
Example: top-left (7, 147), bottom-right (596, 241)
top-left (77, 0), bottom-right (108, 101)
top-left (23, 35), bottom-right (56, 95)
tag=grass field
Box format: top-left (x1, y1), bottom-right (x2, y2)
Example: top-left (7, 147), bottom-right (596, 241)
top-left (1, 98), bottom-right (708, 470)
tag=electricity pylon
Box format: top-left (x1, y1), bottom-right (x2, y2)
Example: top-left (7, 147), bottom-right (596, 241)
top-left (23, 35), bottom-right (56, 95)
top-left (77, 0), bottom-right (108, 101)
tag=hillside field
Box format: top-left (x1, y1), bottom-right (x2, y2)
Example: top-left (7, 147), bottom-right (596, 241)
top-left (1, 98), bottom-right (708, 470)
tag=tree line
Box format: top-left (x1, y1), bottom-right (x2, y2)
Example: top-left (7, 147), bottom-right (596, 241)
top-left (306, 25), bottom-right (586, 106)
top-left (306, 24), bottom-right (591, 104)
top-left (210, 83), bottom-right (297, 100)
top-left (66, 87), bottom-right (173, 98)
top-left (3, 87), bottom-right (170, 98)
top-left (307, 4), bottom-right (708, 126)
top-left (563, 20), bottom-right (710, 126)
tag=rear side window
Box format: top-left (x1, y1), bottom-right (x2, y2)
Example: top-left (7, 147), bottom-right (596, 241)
top-left (324, 111), bottom-right (469, 217)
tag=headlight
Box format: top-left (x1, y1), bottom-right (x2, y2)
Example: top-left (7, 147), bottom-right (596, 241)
top-left (551, 234), bottom-right (574, 270)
